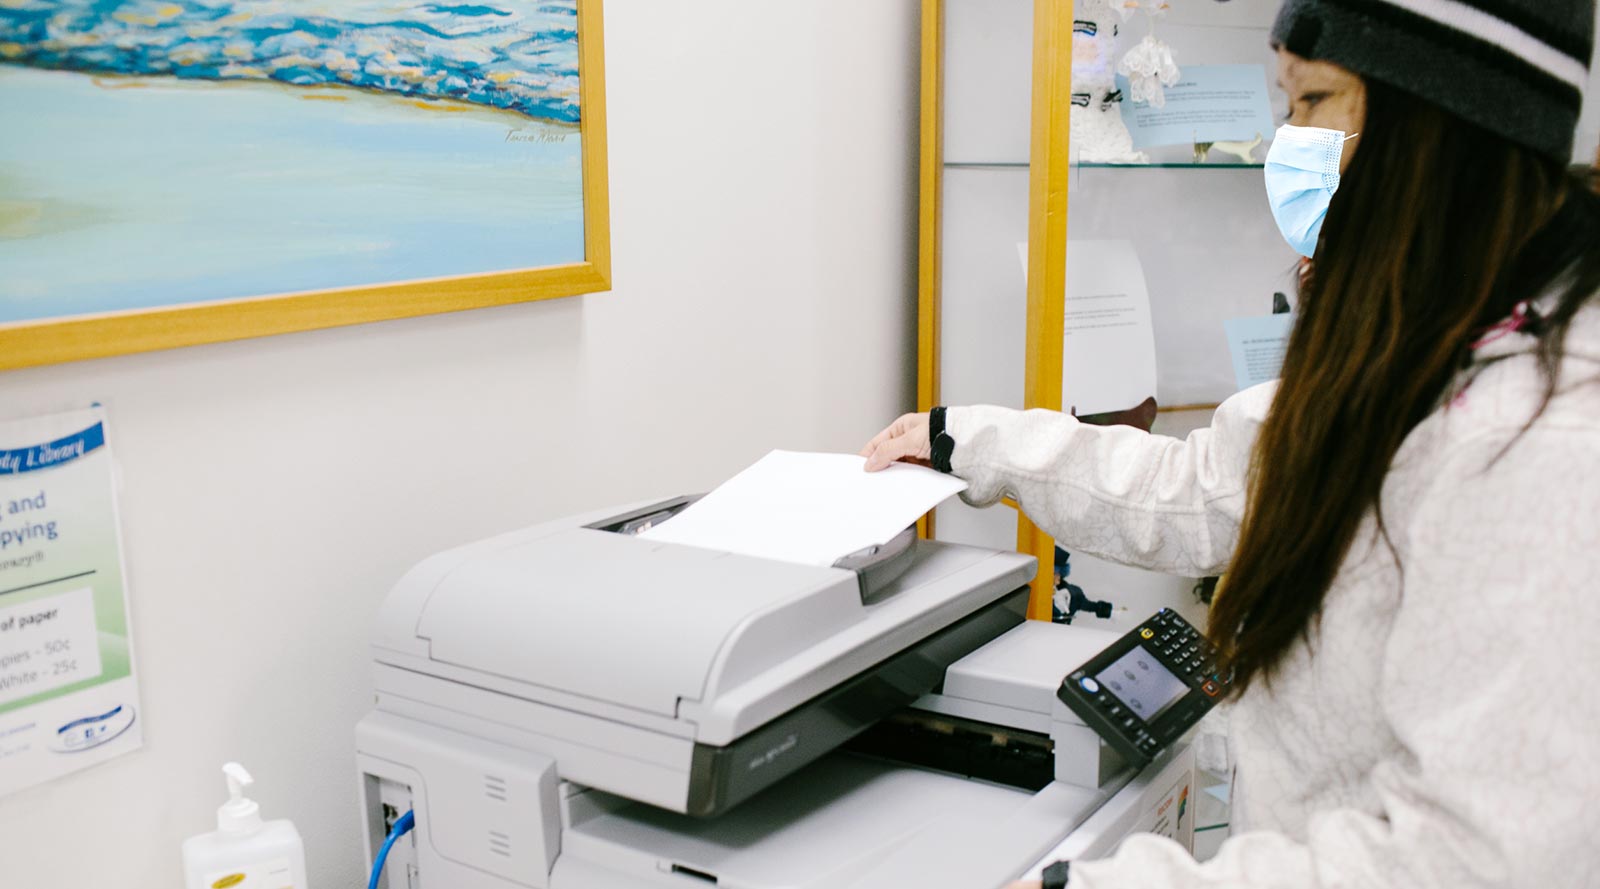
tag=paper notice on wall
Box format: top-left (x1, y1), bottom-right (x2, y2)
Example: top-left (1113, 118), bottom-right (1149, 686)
top-left (1019, 240), bottom-right (1159, 416)
top-left (0, 407), bottom-right (140, 799)
top-left (1224, 314), bottom-right (1295, 390)
top-left (1116, 64), bottom-right (1276, 150)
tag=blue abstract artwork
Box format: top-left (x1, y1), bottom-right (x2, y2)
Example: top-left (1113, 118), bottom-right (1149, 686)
top-left (0, 1), bottom-right (586, 325)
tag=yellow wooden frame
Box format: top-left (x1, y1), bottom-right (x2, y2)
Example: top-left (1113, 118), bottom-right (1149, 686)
top-left (0, 0), bottom-right (611, 372)
top-left (1017, 0), bottom-right (1076, 620)
top-left (915, 0), bottom-right (944, 541)
top-left (916, 0), bottom-right (1074, 619)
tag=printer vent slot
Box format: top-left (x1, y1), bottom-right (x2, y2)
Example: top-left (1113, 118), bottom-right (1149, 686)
top-left (484, 774), bottom-right (508, 802)
top-left (669, 864), bottom-right (719, 883)
top-left (488, 829), bottom-right (511, 858)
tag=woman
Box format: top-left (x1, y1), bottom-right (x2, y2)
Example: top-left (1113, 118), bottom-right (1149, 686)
top-left (861, 0), bottom-right (1600, 885)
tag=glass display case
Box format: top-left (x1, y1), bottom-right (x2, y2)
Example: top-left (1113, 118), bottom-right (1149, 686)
top-left (919, 0), bottom-right (1300, 632)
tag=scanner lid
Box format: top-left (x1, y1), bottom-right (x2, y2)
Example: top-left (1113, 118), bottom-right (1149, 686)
top-left (410, 527), bottom-right (859, 717)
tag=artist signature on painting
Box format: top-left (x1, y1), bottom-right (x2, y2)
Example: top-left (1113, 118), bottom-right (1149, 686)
top-left (505, 129), bottom-right (568, 144)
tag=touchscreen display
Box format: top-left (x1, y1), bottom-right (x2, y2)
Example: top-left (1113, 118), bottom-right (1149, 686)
top-left (1095, 645), bottom-right (1188, 722)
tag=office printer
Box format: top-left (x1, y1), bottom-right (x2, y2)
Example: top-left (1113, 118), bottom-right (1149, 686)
top-left (357, 496), bottom-right (1211, 889)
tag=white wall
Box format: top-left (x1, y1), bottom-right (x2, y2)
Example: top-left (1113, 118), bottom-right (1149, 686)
top-left (0, 2), bottom-right (922, 885)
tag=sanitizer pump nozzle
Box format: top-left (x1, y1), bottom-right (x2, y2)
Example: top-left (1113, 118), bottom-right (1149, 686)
top-left (218, 762), bottom-right (264, 834)
top-left (182, 762), bottom-right (307, 889)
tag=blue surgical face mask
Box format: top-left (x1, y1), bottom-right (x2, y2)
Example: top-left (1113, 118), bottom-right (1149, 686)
top-left (1264, 124), bottom-right (1357, 258)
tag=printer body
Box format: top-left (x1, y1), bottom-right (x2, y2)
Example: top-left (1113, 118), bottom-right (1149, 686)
top-left (356, 497), bottom-right (1197, 889)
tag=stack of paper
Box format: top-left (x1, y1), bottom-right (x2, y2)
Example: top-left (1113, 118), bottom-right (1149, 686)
top-left (638, 450), bottom-right (968, 567)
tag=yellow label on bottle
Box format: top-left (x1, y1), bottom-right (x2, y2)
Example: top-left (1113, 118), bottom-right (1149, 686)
top-left (204, 860), bottom-right (295, 889)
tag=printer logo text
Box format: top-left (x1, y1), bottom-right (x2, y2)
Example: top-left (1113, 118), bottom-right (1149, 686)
top-left (749, 734), bottom-right (798, 771)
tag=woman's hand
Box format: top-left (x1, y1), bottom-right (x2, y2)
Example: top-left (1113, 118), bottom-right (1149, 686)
top-left (1004, 882), bottom-right (1043, 889)
top-left (860, 412), bottom-right (932, 471)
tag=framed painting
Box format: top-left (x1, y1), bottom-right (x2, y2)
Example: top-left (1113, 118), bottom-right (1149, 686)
top-left (0, 0), bottom-right (609, 371)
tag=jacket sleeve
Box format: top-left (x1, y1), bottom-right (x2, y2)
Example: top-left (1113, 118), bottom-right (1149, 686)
top-left (942, 383), bottom-right (1273, 577)
top-left (1058, 424), bottom-right (1600, 889)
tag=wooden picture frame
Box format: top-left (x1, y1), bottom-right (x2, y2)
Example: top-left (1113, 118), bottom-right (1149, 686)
top-left (0, 0), bottom-right (610, 371)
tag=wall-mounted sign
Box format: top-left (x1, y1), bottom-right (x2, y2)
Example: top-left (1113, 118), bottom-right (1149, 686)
top-left (0, 407), bottom-right (141, 798)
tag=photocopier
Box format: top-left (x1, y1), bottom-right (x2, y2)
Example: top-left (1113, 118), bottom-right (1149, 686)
top-left (356, 496), bottom-right (1224, 889)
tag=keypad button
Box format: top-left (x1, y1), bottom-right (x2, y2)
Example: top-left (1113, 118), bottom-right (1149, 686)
top-left (1080, 677), bottom-right (1101, 694)
top-left (1109, 705), bottom-right (1123, 717)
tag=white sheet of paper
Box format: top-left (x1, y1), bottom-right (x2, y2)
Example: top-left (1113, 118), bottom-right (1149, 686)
top-left (638, 450), bottom-right (968, 567)
top-left (1019, 240), bottom-right (1159, 415)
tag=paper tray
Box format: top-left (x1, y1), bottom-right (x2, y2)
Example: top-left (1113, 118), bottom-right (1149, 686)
top-left (589, 496), bottom-right (920, 604)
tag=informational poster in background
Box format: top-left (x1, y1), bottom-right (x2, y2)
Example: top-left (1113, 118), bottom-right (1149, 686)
top-left (0, 407), bottom-right (140, 798)
top-left (1018, 240), bottom-right (1159, 416)
top-left (1224, 314), bottom-right (1295, 390)
top-left (1117, 64), bottom-right (1276, 150)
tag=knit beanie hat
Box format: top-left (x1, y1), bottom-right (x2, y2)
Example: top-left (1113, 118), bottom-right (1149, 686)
top-left (1271, 0), bottom-right (1595, 161)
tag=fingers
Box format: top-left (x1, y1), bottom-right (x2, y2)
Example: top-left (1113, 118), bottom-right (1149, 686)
top-left (863, 435), bottom-right (916, 472)
top-left (859, 413), bottom-right (913, 458)
top-left (859, 416), bottom-right (901, 469)
top-left (862, 413), bottom-right (934, 472)
top-left (867, 426), bottom-right (925, 473)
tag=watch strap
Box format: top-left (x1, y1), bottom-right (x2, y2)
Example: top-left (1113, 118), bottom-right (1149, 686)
top-left (929, 406), bottom-right (954, 474)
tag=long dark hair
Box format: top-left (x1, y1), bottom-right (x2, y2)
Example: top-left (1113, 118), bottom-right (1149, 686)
top-left (1208, 79), bottom-right (1600, 693)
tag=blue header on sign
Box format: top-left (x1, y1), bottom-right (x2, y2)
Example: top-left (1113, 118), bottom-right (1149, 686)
top-left (0, 423), bottom-right (106, 475)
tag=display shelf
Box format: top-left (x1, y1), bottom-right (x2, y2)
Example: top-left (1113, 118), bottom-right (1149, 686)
top-left (945, 162), bottom-right (1264, 169)
top-left (1081, 162), bottom-right (1264, 169)
top-left (943, 0), bottom-right (1286, 167)
top-left (926, 0), bottom-right (1291, 621)
top-left (926, 0), bottom-right (1600, 638)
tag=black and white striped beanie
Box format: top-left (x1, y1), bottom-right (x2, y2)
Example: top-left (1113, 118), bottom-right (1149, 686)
top-left (1272, 0), bottom-right (1595, 161)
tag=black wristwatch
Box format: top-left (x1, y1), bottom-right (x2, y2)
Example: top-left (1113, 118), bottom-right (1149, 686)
top-left (928, 406), bottom-right (955, 474)
top-left (1042, 859), bottom-right (1071, 889)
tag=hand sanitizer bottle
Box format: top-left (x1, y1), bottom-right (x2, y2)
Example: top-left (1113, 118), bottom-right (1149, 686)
top-left (183, 763), bottom-right (308, 889)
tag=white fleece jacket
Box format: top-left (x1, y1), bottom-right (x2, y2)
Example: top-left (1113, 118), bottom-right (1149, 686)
top-left (944, 304), bottom-right (1600, 889)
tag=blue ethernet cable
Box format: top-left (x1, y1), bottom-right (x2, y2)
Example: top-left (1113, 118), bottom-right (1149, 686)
top-left (368, 809), bottom-right (416, 889)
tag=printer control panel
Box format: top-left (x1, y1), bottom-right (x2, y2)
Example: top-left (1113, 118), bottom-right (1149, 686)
top-left (1056, 609), bottom-right (1230, 766)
